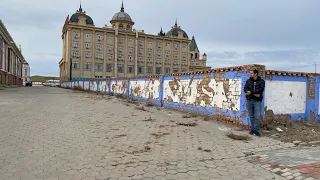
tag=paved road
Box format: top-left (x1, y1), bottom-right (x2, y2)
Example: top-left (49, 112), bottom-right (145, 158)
top-left (0, 86), bottom-right (318, 180)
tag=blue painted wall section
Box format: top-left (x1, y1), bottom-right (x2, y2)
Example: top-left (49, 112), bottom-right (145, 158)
top-left (315, 77), bottom-right (320, 121)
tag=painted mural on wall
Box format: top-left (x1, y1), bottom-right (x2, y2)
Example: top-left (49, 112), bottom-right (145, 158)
top-left (110, 80), bottom-right (128, 95)
top-left (98, 80), bottom-right (108, 93)
top-left (265, 80), bottom-right (306, 114)
top-left (163, 73), bottom-right (242, 111)
top-left (129, 78), bottom-right (161, 100)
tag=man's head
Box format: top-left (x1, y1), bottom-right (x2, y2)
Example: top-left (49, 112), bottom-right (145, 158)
top-left (250, 69), bottom-right (259, 79)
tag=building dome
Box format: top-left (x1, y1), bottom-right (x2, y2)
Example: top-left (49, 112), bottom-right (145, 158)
top-left (69, 5), bottom-right (94, 25)
top-left (110, 2), bottom-right (134, 24)
top-left (166, 20), bottom-right (188, 38)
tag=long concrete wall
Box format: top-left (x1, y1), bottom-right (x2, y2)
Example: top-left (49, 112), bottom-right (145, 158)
top-left (61, 64), bottom-right (320, 126)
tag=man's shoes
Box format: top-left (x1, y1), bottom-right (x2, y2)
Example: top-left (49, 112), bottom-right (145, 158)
top-left (254, 131), bottom-right (261, 137)
top-left (249, 130), bottom-right (254, 135)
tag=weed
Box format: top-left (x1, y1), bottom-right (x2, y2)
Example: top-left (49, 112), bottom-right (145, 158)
top-left (226, 132), bottom-right (251, 141)
top-left (177, 122), bottom-right (197, 127)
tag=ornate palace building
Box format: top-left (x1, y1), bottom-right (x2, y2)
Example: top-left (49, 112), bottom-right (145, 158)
top-left (59, 3), bottom-right (210, 81)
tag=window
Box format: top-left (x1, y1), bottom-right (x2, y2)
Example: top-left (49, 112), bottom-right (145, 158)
top-left (156, 67), bottom-right (161, 74)
top-left (84, 62), bottom-right (91, 71)
top-left (181, 68), bottom-right (186, 72)
top-left (182, 52), bottom-right (187, 58)
top-left (148, 40), bottom-right (152, 44)
top-left (96, 52), bottom-right (103, 59)
top-left (84, 51), bottom-right (91, 58)
top-left (128, 38), bottom-right (133, 42)
top-left (97, 34), bottom-right (103, 40)
top-left (174, 51), bottom-right (178, 57)
top-left (117, 64), bottom-right (124, 73)
top-left (73, 41), bottom-right (79, 47)
top-left (119, 36), bottom-right (124, 43)
top-left (166, 42), bottom-right (170, 46)
top-left (108, 45), bottom-right (113, 51)
top-left (157, 42), bottom-right (162, 47)
top-left (128, 56), bottom-right (133, 61)
top-left (126, 24), bottom-right (131, 30)
top-left (128, 65), bottom-right (134, 73)
top-left (156, 58), bottom-right (161, 63)
top-left (148, 48), bottom-right (152, 56)
top-left (138, 56), bottom-right (143, 62)
top-left (84, 42), bottom-right (90, 48)
top-left (174, 43), bottom-right (179, 48)
top-left (128, 47), bottom-right (134, 53)
top-left (138, 40), bottom-right (143, 45)
top-left (118, 46), bottom-right (124, 53)
top-left (106, 64), bottom-right (112, 72)
top-left (73, 31), bottom-right (80, 38)
top-left (147, 57), bottom-right (152, 62)
top-left (147, 67), bottom-right (152, 74)
top-left (165, 68), bottom-right (170, 73)
top-left (108, 54), bottom-right (113, 59)
top-left (72, 50), bottom-right (80, 57)
top-left (174, 59), bottom-right (179, 64)
top-left (108, 36), bottom-right (113, 40)
top-left (182, 43), bottom-right (186, 48)
top-left (96, 43), bottom-right (102, 49)
top-left (85, 33), bottom-right (91, 38)
top-left (157, 49), bottom-right (162, 55)
top-left (138, 66), bottom-right (143, 74)
top-left (165, 50), bottom-right (170, 55)
top-left (95, 63), bottom-right (103, 72)
top-left (72, 61), bottom-right (80, 69)
top-left (173, 68), bottom-right (179, 72)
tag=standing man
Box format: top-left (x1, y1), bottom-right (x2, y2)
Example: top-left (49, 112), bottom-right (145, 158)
top-left (244, 69), bottom-right (265, 136)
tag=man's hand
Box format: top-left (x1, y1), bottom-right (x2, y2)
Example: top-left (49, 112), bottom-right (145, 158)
top-left (254, 94), bottom-right (260, 97)
top-left (246, 91), bottom-right (251, 95)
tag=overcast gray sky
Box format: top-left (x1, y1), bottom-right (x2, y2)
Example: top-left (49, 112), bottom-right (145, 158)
top-left (1, 0), bottom-right (319, 76)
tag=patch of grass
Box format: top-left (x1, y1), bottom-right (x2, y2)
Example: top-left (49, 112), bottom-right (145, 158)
top-left (126, 146), bottom-right (152, 154)
top-left (203, 115), bottom-right (211, 121)
top-left (226, 132), bottom-right (251, 141)
top-left (143, 117), bottom-right (155, 121)
top-left (146, 101), bottom-right (154, 107)
top-left (72, 85), bottom-right (83, 91)
top-left (177, 122), bottom-right (198, 127)
top-left (113, 134), bottom-right (127, 138)
top-left (156, 107), bottom-right (161, 110)
top-left (135, 106), bottom-right (149, 112)
top-left (151, 132), bottom-right (170, 139)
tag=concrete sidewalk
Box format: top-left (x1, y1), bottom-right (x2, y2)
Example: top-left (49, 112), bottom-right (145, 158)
top-left (0, 86), bottom-right (318, 180)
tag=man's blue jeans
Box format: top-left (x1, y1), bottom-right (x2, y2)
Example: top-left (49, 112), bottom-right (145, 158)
top-left (246, 99), bottom-right (261, 133)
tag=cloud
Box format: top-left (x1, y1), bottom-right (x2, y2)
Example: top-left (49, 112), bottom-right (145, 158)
top-left (0, 0), bottom-right (320, 76)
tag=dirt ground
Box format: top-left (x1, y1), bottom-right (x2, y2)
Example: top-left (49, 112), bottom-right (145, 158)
top-left (260, 119), bottom-right (320, 146)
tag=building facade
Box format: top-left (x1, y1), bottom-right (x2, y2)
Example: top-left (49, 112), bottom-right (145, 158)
top-left (22, 61), bottom-right (30, 85)
top-left (0, 20), bottom-right (25, 85)
top-left (59, 3), bottom-right (210, 81)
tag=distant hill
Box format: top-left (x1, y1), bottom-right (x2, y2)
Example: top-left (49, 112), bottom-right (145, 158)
top-left (30, 76), bottom-right (59, 82)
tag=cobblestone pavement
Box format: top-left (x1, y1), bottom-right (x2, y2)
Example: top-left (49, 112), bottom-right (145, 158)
top-left (0, 86), bottom-right (318, 180)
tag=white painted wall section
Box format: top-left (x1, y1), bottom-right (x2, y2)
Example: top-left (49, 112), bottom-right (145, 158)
top-left (130, 80), bottom-right (160, 99)
top-left (84, 81), bottom-right (89, 90)
top-left (265, 80), bottom-right (306, 114)
top-left (98, 81), bottom-right (108, 93)
top-left (163, 78), bottom-right (242, 110)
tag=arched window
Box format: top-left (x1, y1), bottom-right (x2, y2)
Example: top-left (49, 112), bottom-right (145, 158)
top-left (119, 23), bottom-right (124, 29)
top-left (190, 54), bottom-right (193, 59)
top-left (126, 24), bottom-right (131, 30)
top-left (195, 53), bottom-right (198, 59)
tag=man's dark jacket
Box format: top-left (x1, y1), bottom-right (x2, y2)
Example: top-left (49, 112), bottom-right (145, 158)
top-left (244, 76), bottom-right (265, 101)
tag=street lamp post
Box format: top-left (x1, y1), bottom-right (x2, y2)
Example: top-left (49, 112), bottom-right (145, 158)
top-left (70, 58), bottom-right (72, 81)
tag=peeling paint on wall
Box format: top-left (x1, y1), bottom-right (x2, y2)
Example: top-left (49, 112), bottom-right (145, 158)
top-left (90, 81), bottom-right (97, 91)
top-left (110, 80), bottom-right (127, 95)
top-left (84, 81), bottom-right (89, 90)
top-left (163, 74), bottom-right (242, 111)
top-left (98, 80), bottom-right (108, 93)
top-left (265, 80), bottom-right (306, 114)
top-left (130, 78), bottom-right (161, 100)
